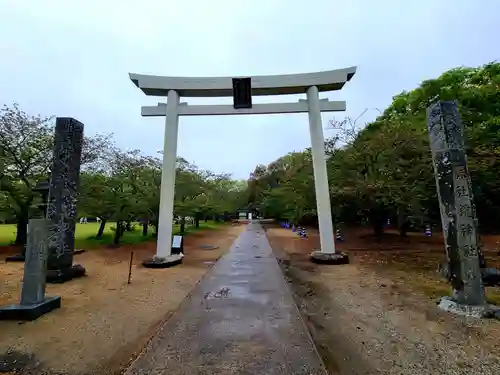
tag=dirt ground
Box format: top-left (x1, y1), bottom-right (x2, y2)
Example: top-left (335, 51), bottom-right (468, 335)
top-left (265, 225), bottom-right (500, 375)
top-left (0, 223), bottom-right (244, 375)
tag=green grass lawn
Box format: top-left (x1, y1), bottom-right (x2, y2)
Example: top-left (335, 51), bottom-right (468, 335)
top-left (0, 220), bottom-right (224, 249)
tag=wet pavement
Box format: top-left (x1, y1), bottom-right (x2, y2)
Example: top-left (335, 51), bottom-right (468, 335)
top-left (125, 222), bottom-right (327, 375)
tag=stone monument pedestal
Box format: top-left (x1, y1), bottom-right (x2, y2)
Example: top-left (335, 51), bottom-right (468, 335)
top-left (142, 254), bottom-right (183, 269)
top-left (46, 264), bottom-right (86, 284)
top-left (310, 251), bottom-right (349, 265)
top-left (437, 296), bottom-right (500, 319)
top-left (5, 254), bottom-right (25, 262)
top-left (0, 219), bottom-right (62, 321)
top-left (0, 296), bottom-right (61, 321)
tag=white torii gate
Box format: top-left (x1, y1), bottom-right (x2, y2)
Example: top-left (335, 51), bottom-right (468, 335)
top-left (130, 67), bottom-right (356, 266)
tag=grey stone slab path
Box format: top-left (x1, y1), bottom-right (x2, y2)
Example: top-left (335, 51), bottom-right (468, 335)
top-left (125, 223), bottom-right (327, 375)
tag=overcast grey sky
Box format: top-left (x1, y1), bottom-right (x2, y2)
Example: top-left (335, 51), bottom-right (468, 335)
top-left (1, 0), bottom-right (499, 179)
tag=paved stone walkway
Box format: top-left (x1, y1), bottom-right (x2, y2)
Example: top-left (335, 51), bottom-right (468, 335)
top-left (125, 223), bottom-right (327, 375)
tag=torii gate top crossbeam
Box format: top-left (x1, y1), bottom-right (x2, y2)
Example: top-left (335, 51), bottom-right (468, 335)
top-left (129, 67), bottom-right (356, 97)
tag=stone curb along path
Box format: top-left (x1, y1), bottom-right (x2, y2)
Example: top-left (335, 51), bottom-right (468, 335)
top-left (125, 222), bottom-right (327, 375)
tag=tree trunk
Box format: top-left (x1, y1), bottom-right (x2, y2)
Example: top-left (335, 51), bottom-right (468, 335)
top-left (373, 220), bottom-right (384, 237)
top-left (96, 219), bottom-right (107, 239)
top-left (370, 207), bottom-right (387, 238)
top-left (371, 212), bottom-right (385, 237)
top-left (114, 221), bottom-right (122, 245)
top-left (180, 217), bottom-right (186, 233)
top-left (195, 218), bottom-right (200, 228)
top-left (15, 214), bottom-right (29, 247)
top-left (399, 221), bottom-right (409, 237)
top-left (204, 217), bottom-right (208, 222)
top-left (142, 221), bottom-right (148, 236)
top-left (152, 220), bottom-right (158, 238)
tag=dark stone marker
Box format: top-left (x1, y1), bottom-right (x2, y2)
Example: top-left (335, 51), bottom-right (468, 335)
top-left (46, 118), bottom-right (86, 283)
top-left (21, 220), bottom-right (49, 305)
top-left (427, 101), bottom-right (485, 306)
top-left (0, 219), bottom-right (61, 321)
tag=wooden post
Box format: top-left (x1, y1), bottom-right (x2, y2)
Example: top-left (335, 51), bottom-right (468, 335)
top-left (128, 251), bottom-right (134, 284)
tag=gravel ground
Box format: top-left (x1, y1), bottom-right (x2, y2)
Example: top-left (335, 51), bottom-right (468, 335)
top-left (265, 226), bottom-right (500, 375)
top-left (0, 224), bottom-right (244, 375)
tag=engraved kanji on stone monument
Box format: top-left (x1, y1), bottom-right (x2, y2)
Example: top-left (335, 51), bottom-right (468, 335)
top-left (427, 101), bottom-right (485, 306)
top-left (46, 117), bottom-right (85, 282)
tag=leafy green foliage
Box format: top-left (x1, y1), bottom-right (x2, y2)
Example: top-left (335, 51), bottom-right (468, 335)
top-left (245, 62), bottom-right (500, 233)
top-left (0, 103), bottom-right (113, 244)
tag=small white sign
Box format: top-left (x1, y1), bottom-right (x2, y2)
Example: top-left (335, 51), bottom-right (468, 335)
top-left (172, 235), bottom-right (183, 249)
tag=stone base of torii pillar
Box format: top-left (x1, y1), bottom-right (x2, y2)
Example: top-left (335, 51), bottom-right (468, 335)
top-left (142, 254), bottom-right (184, 268)
top-left (310, 251), bottom-right (349, 265)
top-left (142, 233), bottom-right (185, 268)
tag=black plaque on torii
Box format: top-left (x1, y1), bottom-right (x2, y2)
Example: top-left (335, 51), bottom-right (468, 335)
top-left (232, 77), bottom-right (252, 109)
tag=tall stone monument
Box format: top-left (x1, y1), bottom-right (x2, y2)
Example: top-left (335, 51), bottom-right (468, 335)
top-left (427, 101), bottom-right (487, 314)
top-left (0, 219), bottom-right (61, 320)
top-left (46, 117), bottom-right (86, 283)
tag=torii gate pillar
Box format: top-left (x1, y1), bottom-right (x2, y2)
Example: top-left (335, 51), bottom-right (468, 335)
top-left (307, 86), bottom-right (336, 254)
top-left (156, 90), bottom-right (180, 261)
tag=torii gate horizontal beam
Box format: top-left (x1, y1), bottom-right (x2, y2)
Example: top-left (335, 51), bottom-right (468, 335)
top-left (141, 99), bottom-right (346, 116)
top-left (129, 67), bottom-right (356, 97)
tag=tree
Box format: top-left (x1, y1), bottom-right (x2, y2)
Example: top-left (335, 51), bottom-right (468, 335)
top-left (248, 151), bottom-right (317, 225)
top-left (359, 62), bottom-right (500, 232)
top-left (78, 171), bottom-right (115, 238)
top-left (245, 61), bottom-right (500, 234)
top-left (174, 162), bottom-right (207, 232)
top-left (0, 103), bottom-right (113, 245)
top-left (81, 149), bottom-right (151, 245)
